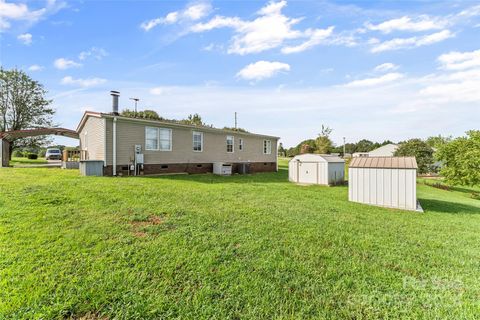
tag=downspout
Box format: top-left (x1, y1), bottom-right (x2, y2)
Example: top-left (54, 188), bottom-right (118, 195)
top-left (113, 117), bottom-right (117, 176)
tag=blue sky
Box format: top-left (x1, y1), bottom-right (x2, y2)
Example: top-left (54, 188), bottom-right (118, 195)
top-left (1, 0), bottom-right (479, 147)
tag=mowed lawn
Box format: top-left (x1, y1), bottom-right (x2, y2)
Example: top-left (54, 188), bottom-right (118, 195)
top-left (1, 161), bottom-right (480, 319)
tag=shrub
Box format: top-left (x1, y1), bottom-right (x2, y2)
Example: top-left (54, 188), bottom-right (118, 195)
top-left (12, 150), bottom-right (24, 157)
top-left (27, 153), bottom-right (38, 160)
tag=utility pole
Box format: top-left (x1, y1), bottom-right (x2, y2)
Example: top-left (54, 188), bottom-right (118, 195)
top-left (343, 137), bottom-right (346, 157)
top-left (129, 98), bottom-right (140, 114)
top-left (234, 112), bottom-right (237, 130)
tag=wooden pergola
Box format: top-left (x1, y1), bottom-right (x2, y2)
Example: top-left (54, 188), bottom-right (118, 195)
top-left (0, 128), bottom-right (79, 167)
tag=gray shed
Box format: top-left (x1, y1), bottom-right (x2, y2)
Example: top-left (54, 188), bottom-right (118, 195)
top-left (289, 154), bottom-right (345, 185)
top-left (348, 157), bottom-right (418, 211)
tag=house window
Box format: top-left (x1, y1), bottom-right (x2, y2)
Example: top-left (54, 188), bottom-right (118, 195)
top-left (263, 140), bottom-right (272, 154)
top-left (226, 135), bottom-right (234, 153)
top-left (159, 128), bottom-right (172, 151)
top-left (145, 127), bottom-right (158, 150)
top-left (239, 138), bottom-right (244, 151)
top-left (146, 127), bottom-right (172, 151)
top-left (193, 131), bottom-right (203, 152)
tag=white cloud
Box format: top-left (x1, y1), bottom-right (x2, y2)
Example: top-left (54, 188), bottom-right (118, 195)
top-left (54, 58), bottom-right (82, 70)
top-left (374, 62), bottom-right (399, 72)
top-left (191, 0), bottom-right (336, 55)
top-left (61, 76), bottom-right (106, 88)
top-left (438, 49), bottom-right (480, 70)
top-left (28, 64), bottom-right (44, 72)
top-left (150, 86), bottom-right (177, 95)
top-left (78, 47), bottom-right (108, 61)
top-left (141, 2), bottom-right (211, 31)
top-left (344, 72), bottom-right (404, 87)
top-left (0, 0), bottom-right (66, 31)
top-left (17, 32), bottom-right (32, 45)
top-left (281, 27), bottom-right (335, 54)
top-left (365, 15), bottom-right (447, 34)
top-left (371, 29), bottom-right (453, 53)
top-left (183, 3), bottom-right (211, 20)
top-left (236, 60), bottom-right (290, 81)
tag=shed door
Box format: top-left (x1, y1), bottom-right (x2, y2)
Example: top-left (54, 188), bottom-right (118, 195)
top-left (299, 162), bottom-right (317, 184)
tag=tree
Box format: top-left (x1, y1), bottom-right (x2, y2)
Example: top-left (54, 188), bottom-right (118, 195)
top-left (436, 130), bottom-right (480, 186)
top-left (181, 113), bottom-right (205, 126)
top-left (121, 109), bottom-right (163, 121)
top-left (426, 135), bottom-right (452, 149)
top-left (0, 68), bottom-right (54, 158)
top-left (355, 139), bottom-right (376, 152)
top-left (278, 142), bottom-right (286, 157)
top-left (394, 139), bottom-right (434, 174)
top-left (316, 125), bottom-right (333, 154)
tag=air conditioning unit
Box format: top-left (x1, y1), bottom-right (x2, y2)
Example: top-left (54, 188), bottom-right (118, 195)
top-left (213, 162), bottom-right (232, 176)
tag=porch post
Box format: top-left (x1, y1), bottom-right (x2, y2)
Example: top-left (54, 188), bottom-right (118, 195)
top-left (0, 139), bottom-right (10, 168)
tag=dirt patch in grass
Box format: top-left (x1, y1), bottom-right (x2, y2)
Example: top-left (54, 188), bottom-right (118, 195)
top-left (130, 215), bottom-right (164, 237)
top-left (131, 215), bottom-right (163, 227)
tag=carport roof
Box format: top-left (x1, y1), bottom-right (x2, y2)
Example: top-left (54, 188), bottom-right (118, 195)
top-left (349, 157), bottom-right (417, 169)
top-left (0, 128), bottom-right (79, 141)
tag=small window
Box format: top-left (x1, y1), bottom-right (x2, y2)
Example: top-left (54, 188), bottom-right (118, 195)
top-left (146, 127), bottom-right (172, 151)
top-left (239, 138), bottom-right (244, 151)
top-left (161, 165), bottom-right (169, 169)
top-left (146, 127), bottom-right (158, 150)
top-left (226, 135), bottom-right (234, 153)
top-left (159, 128), bottom-right (172, 151)
top-left (193, 131), bottom-right (203, 152)
top-left (263, 140), bottom-right (272, 154)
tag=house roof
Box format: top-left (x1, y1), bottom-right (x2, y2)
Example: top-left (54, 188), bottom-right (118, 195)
top-left (350, 157), bottom-right (417, 169)
top-left (77, 111), bottom-right (280, 140)
top-left (368, 143), bottom-right (398, 156)
top-left (291, 153), bottom-right (345, 163)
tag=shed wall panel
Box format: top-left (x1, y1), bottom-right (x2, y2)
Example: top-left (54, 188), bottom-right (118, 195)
top-left (349, 167), bottom-right (417, 211)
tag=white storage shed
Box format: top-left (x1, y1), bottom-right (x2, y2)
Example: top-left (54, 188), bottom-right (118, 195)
top-left (289, 154), bottom-right (345, 185)
top-left (348, 157), bottom-right (418, 211)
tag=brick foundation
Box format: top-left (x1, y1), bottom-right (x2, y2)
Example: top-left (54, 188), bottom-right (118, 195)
top-left (103, 162), bottom-right (277, 176)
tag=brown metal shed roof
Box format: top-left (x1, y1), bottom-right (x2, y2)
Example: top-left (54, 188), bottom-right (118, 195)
top-left (349, 156), bottom-right (417, 169)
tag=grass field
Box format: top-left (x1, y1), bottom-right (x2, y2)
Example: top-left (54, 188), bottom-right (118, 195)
top-left (9, 156), bottom-right (48, 165)
top-left (1, 160), bottom-right (479, 319)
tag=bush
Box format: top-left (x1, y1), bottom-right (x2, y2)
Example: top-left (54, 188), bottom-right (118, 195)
top-left (27, 153), bottom-right (38, 160)
top-left (12, 150), bottom-right (24, 157)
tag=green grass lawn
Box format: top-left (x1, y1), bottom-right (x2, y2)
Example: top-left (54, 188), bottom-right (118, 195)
top-left (1, 160), bottom-right (480, 319)
top-left (9, 156), bottom-right (48, 165)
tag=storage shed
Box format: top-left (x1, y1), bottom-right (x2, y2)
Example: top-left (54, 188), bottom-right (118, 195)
top-left (289, 154), bottom-right (345, 185)
top-left (348, 157), bottom-right (419, 211)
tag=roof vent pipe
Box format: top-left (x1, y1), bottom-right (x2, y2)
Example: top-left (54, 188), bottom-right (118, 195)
top-left (110, 90), bottom-right (120, 115)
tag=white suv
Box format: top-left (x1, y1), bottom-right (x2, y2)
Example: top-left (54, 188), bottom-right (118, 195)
top-left (45, 148), bottom-right (62, 160)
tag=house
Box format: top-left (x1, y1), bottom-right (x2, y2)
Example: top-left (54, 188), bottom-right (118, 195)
top-left (368, 143), bottom-right (398, 157)
top-left (76, 92), bottom-right (279, 176)
top-left (353, 143), bottom-right (398, 158)
top-left (288, 154), bottom-right (345, 185)
top-left (348, 156), bottom-right (419, 211)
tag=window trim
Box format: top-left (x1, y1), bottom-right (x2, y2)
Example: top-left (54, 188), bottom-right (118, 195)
top-left (239, 138), bottom-right (244, 151)
top-left (192, 131), bottom-right (203, 152)
top-left (226, 135), bottom-right (234, 153)
top-left (263, 139), bottom-right (272, 155)
top-left (145, 126), bottom-right (172, 151)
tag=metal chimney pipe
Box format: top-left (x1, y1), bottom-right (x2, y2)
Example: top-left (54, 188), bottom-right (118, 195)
top-left (110, 90), bottom-right (120, 115)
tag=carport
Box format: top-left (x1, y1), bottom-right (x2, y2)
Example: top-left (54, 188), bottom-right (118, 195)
top-left (0, 128), bottom-right (79, 167)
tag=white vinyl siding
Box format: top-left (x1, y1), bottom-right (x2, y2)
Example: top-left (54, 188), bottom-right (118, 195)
top-left (263, 140), bottom-right (272, 154)
top-left (348, 168), bottom-right (417, 211)
top-left (226, 135), bottom-right (234, 153)
top-left (193, 131), bottom-right (203, 152)
top-left (146, 127), bottom-right (172, 151)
